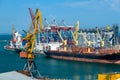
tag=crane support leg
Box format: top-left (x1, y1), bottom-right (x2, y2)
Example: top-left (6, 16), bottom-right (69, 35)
top-left (23, 60), bottom-right (42, 78)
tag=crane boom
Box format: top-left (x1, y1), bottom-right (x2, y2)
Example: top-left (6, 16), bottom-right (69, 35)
top-left (28, 8), bottom-right (35, 33)
top-left (35, 9), bottom-right (43, 31)
top-left (96, 27), bottom-right (104, 48)
top-left (57, 30), bottom-right (65, 44)
top-left (73, 21), bottom-right (79, 41)
top-left (71, 21), bottom-right (79, 46)
top-left (28, 8), bottom-right (43, 33)
top-left (29, 8), bottom-right (35, 22)
top-left (71, 30), bottom-right (78, 46)
top-left (80, 30), bottom-right (91, 53)
top-left (57, 30), bottom-right (67, 51)
top-left (81, 31), bottom-right (87, 43)
top-left (81, 31), bottom-right (91, 47)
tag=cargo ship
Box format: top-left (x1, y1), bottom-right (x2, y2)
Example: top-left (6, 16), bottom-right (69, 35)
top-left (44, 21), bottom-right (120, 64)
top-left (4, 26), bottom-right (24, 52)
top-left (44, 46), bottom-right (120, 64)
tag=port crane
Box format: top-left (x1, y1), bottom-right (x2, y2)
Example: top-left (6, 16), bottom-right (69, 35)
top-left (28, 8), bottom-right (35, 33)
top-left (57, 30), bottom-right (67, 51)
top-left (28, 8), bottom-right (42, 33)
top-left (96, 27), bottom-right (104, 48)
top-left (80, 30), bottom-right (91, 53)
top-left (20, 8), bottom-right (42, 78)
top-left (71, 21), bottom-right (79, 46)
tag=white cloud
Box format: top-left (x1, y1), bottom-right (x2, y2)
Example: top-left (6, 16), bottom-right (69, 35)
top-left (61, 0), bottom-right (93, 8)
top-left (61, 0), bottom-right (120, 12)
top-left (102, 0), bottom-right (120, 11)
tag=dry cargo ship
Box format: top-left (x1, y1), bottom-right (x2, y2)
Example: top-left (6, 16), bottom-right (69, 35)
top-left (44, 46), bottom-right (120, 64)
top-left (44, 21), bottom-right (120, 64)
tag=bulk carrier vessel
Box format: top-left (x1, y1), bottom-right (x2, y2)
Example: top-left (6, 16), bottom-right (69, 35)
top-left (44, 21), bottom-right (120, 64)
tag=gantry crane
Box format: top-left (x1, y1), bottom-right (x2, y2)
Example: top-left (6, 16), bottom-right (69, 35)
top-left (71, 21), bottom-right (79, 46)
top-left (80, 31), bottom-right (91, 53)
top-left (20, 8), bottom-right (42, 78)
top-left (96, 27), bottom-right (104, 48)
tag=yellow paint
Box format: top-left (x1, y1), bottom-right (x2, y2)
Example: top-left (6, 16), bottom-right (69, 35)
top-left (64, 40), bottom-right (67, 51)
top-left (71, 20), bottom-right (79, 46)
top-left (27, 54), bottom-right (33, 59)
top-left (96, 27), bottom-right (104, 48)
top-left (20, 9), bottom-right (42, 60)
top-left (88, 48), bottom-right (90, 53)
top-left (98, 73), bottom-right (120, 80)
top-left (57, 30), bottom-right (68, 51)
top-left (106, 26), bottom-right (110, 30)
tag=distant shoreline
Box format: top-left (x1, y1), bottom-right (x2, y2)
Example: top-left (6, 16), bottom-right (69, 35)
top-left (0, 33), bottom-right (12, 35)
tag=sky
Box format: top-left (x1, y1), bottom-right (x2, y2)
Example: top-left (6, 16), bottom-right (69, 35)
top-left (0, 0), bottom-right (120, 34)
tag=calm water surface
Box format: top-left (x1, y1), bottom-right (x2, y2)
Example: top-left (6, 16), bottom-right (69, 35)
top-left (0, 34), bottom-right (120, 80)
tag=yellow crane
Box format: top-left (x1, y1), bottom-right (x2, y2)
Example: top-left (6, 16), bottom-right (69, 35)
top-left (28, 8), bottom-right (42, 34)
top-left (57, 30), bottom-right (67, 51)
top-left (34, 9), bottom-right (43, 32)
top-left (81, 31), bottom-right (91, 53)
top-left (96, 27), bottom-right (104, 48)
top-left (20, 8), bottom-right (42, 78)
top-left (71, 21), bottom-right (79, 46)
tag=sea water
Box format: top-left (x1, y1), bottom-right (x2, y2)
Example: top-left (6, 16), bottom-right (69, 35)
top-left (0, 34), bottom-right (120, 80)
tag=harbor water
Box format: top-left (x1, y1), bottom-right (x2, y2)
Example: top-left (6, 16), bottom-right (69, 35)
top-left (0, 35), bottom-right (120, 80)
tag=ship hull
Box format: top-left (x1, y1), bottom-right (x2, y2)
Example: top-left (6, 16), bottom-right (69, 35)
top-left (4, 46), bottom-right (15, 51)
top-left (44, 51), bottom-right (120, 64)
top-left (4, 46), bottom-right (22, 53)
